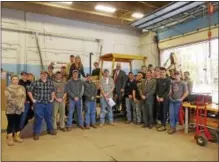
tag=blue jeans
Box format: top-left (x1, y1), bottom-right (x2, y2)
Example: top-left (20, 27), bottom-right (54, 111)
top-left (169, 100), bottom-right (182, 128)
top-left (85, 101), bottom-right (96, 126)
top-left (33, 102), bottom-right (53, 135)
top-left (134, 100), bottom-right (142, 123)
top-left (20, 102), bottom-right (31, 129)
top-left (125, 97), bottom-right (135, 122)
top-left (67, 98), bottom-right (83, 127)
top-left (100, 98), bottom-right (113, 124)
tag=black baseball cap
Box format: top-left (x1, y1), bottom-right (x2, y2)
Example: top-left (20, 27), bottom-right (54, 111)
top-left (20, 71), bottom-right (28, 75)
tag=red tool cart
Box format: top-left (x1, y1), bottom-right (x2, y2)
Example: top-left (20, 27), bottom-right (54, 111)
top-left (193, 95), bottom-right (218, 146)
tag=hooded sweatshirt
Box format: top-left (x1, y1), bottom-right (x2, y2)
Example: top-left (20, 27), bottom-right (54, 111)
top-left (65, 79), bottom-right (84, 99)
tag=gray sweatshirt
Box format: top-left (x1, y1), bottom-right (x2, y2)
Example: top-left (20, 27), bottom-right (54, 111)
top-left (84, 81), bottom-right (97, 101)
top-left (65, 79), bottom-right (84, 99)
top-left (53, 79), bottom-right (66, 98)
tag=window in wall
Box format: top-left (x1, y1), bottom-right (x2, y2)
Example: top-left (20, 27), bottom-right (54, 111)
top-left (160, 39), bottom-right (218, 103)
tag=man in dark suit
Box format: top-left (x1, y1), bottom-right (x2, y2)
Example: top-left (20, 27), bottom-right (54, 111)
top-left (113, 63), bottom-right (128, 112)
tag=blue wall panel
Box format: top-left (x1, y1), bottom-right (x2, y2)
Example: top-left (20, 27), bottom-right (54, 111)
top-left (2, 63), bottom-right (140, 78)
top-left (158, 11), bottom-right (219, 40)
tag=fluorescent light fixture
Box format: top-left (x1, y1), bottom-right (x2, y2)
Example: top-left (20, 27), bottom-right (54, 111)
top-left (138, 2), bottom-right (205, 29)
top-left (131, 2), bottom-right (190, 26)
top-left (95, 5), bottom-right (116, 13)
top-left (56, 2), bottom-right (73, 5)
top-left (142, 29), bottom-right (149, 32)
top-left (132, 12), bottom-right (144, 19)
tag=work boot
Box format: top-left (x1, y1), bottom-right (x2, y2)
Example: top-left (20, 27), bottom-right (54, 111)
top-left (48, 130), bottom-right (57, 135)
top-left (142, 125), bottom-right (148, 128)
top-left (60, 128), bottom-right (67, 132)
top-left (14, 132), bottom-right (23, 143)
top-left (91, 124), bottom-right (97, 128)
top-left (33, 134), bottom-right (39, 141)
top-left (126, 121), bottom-right (131, 124)
top-left (99, 123), bottom-right (104, 128)
top-left (66, 127), bottom-right (72, 132)
top-left (157, 126), bottom-right (167, 132)
top-left (148, 125), bottom-right (153, 129)
top-left (167, 128), bottom-right (176, 134)
top-left (79, 126), bottom-right (85, 130)
top-left (85, 125), bottom-right (90, 129)
top-left (6, 134), bottom-right (14, 146)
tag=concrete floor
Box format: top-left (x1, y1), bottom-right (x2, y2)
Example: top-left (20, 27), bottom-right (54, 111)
top-left (1, 122), bottom-right (218, 161)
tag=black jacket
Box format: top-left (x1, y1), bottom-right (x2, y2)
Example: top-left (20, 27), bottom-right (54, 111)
top-left (124, 80), bottom-right (136, 97)
top-left (84, 81), bottom-right (97, 101)
top-left (19, 79), bottom-right (31, 102)
top-left (68, 63), bottom-right (85, 79)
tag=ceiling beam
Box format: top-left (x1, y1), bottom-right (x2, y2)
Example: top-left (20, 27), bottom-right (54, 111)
top-left (34, 2), bottom-right (133, 22)
top-left (138, 2), bottom-right (160, 9)
top-left (2, 2), bottom-right (140, 31)
top-left (81, 2), bottom-right (156, 14)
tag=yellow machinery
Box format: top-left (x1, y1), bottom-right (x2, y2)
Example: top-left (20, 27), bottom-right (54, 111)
top-left (99, 53), bottom-right (147, 77)
top-left (93, 53), bottom-right (147, 99)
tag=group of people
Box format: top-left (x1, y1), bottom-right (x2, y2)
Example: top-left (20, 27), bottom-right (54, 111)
top-left (4, 54), bottom-right (193, 146)
top-left (124, 65), bottom-right (192, 135)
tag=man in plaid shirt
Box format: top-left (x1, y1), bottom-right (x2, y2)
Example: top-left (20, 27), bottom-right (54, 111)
top-left (28, 71), bottom-right (56, 140)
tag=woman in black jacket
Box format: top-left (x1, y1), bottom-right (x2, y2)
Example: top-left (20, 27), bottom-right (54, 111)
top-left (68, 55), bottom-right (85, 79)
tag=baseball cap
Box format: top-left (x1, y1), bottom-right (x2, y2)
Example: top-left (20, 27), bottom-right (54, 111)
top-left (73, 69), bottom-right (78, 73)
top-left (94, 62), bottom-right (99, 65)
top-left (20, 71), bottom-right (28, 75)
top-left (103, 69), bottom-right (109, 73)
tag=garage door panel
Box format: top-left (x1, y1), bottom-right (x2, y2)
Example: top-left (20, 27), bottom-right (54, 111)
top-left (26, 34), bottom-right (45, 48)
top-left (2, 31), bottom-right (20, 44)
top-left (45, 52), bottom-right (70, 64)
top-left (84, 41), bottom-right (99, 53)
top-left (45, 36), bottom-right (84, 51)
top-left (26, 50), bottom-right (45, 61)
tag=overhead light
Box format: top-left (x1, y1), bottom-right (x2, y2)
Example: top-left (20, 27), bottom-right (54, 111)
top-left (142, 29), bottom-right (149, 32)
top-left (56, 2), bottom-right (73, 5)
top-left (95, 5), bottom-right (116, 13)
top-left (132, 12), bottom-right (144, 19)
